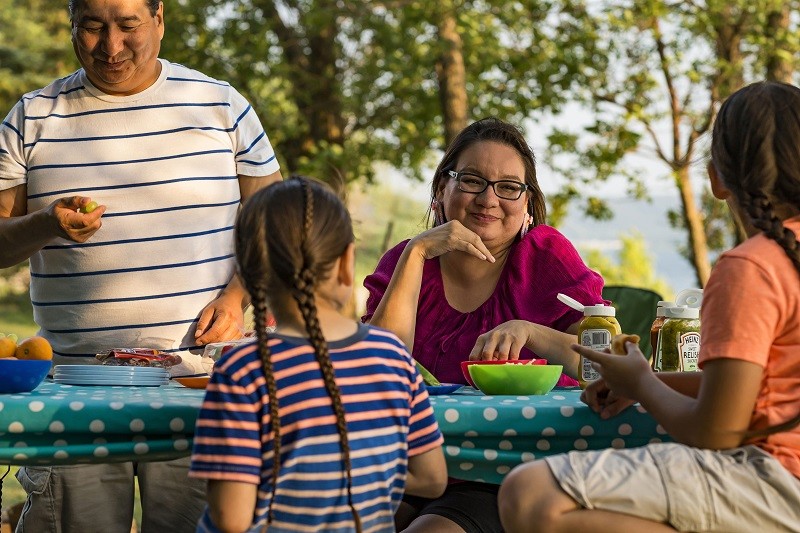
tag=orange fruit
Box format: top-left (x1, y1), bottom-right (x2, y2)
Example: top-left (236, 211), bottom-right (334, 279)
top-left (16, 336), bottom-right (53, 361)
top-left (0, 336), bottom-right (16, 358)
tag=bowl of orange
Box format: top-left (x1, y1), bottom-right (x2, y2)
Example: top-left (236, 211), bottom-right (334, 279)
top-left (0, 335), bottom-right (53, 393)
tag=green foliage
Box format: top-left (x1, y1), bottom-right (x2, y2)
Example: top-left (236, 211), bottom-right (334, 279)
top-left (541, 0), bottom-right (800, 285)
top-left (0, 0), bottom-right (78, 113)
top-left (583, 231), bottom-right (673, 300)
top-left (156, 0), bottom-right (589, 184)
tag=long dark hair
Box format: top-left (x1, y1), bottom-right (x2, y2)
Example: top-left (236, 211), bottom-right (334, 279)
top-left (428, 117), bottom-right (546, 229)
top-left (235, 176), bottom-right (361, 531)
top-left (711, 81), bottom-right (800, 438)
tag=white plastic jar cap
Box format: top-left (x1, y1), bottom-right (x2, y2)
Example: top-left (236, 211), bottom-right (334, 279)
top-left (583, 305), bottom-right (616, 317)
top-left (664, 305), bottom-right (700, 319)
top-left (656, 301), bottom-right (676, 317)
top-left (675, 288), bottom-right (703, 309)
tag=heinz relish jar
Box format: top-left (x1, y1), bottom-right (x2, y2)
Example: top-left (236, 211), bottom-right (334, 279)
top-left (653, 306), bottom-right (701, 372)
top-left (577, 304), bottom-right (622, 389)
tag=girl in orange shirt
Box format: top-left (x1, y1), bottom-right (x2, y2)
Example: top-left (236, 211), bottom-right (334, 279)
top-left (498, 81), bottom-right (800, 532)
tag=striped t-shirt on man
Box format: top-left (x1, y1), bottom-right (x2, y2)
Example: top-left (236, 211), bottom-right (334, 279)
top-left (0, 59), bottom-right (280, 373)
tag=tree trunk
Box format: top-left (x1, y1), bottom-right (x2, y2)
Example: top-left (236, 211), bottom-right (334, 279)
top-left (765, 4), bottom-right (793, 83)
top-left (435, 6), bottom-right (468, 146)
top-left (259, 0), bottom-right (347, 181)
top-left (675, 166), bottom-right (711, 287)
top-left (710, 4), bottom-right (744, 103)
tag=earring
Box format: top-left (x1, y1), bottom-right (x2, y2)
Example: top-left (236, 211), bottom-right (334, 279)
top-left (432, 199), bottom-right (443, 226)
top-left (520, 213), bottom-right (533, 239)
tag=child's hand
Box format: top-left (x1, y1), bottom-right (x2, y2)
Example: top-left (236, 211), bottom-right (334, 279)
top-left (571, 341), bottom-right (654, 401)
top-left (581, 378), bottom-right (637, 419)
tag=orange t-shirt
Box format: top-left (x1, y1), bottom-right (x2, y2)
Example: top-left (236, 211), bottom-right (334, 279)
top-left (699, 217), bottom-right (800, 478)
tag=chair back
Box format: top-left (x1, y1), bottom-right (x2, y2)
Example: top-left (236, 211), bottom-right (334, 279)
top-left (602, 285), bottom-right (664, 360)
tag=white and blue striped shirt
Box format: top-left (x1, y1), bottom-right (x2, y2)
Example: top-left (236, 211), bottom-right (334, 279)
top-left (0, 59), bottom-right (280, 370)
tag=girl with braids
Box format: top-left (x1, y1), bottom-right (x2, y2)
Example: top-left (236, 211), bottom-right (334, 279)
top-left (190, 176), bottom-right (447, 533)
top-left (498, 81), bottom-right (800, 532)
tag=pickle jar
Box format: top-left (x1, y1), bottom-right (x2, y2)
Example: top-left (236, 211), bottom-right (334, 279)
top-left (653, 306), bottom-right (701, 372)
top-left (649, 300), bottom-right (675, 370)
top-left (577, 304), bottom-right (622, 389)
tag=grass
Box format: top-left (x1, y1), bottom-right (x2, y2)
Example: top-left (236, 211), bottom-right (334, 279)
top-left (0, 295), bottom-right (37, 340)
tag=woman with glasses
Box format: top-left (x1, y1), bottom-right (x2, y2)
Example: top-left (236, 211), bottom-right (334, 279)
top-left (362, 117), bottom-right (606, 533)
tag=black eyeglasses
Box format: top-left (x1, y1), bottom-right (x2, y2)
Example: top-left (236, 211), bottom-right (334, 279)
top-left (446, 170), bottom-right (528, 200)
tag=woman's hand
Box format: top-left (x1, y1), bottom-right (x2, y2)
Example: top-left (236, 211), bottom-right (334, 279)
top-left (571, 341), bottom-right (653, 401)
top-left (409, 220), bottom-right (495, 263)
top-left (580, 377), bottom-right (637, 419)
top-left (469, 320), bottom-right (531, 361)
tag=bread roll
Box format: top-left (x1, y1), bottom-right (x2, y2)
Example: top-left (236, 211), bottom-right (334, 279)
top-left (611, 333), bottom-right (640, 355)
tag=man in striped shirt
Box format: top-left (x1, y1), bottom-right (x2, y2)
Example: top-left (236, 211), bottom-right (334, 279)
top-left (0, 0), bottom-right (281, 531)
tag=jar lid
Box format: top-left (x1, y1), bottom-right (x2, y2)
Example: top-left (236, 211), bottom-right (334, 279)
top-left (656, 301), bottom-right (676, 317)
top-left (675, 288), bottom-right (703, 309)
top-left (583, 304), bottom-right (616, 317)
top-left (664, 305), bottom-right (700, 319)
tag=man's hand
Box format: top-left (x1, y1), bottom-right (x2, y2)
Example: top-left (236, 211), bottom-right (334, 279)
top-left (195, 291), bottom-right (246, 345)
top-left (49, 196), bottom-right (106, 243)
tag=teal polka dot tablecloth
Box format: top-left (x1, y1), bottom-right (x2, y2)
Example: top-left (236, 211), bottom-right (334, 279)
top-left (430, 387), bottom-right (670, 485)
top-left (0, 382), bottom-right (205, 466)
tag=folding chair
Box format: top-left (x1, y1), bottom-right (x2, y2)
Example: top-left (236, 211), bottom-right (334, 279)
top-left (602, 285), bottom-right (664, 360)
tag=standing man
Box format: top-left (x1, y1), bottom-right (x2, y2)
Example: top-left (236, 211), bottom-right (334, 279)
top-left (0, 0), bottom-right (282, 531)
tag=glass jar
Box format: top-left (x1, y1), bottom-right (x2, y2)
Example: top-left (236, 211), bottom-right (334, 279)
top-left (577, 304), bottom-right (622, 389)
top-left (649, 300), bottom-right (675, 370)
top-left (654, 306), bottom-right (701, 372)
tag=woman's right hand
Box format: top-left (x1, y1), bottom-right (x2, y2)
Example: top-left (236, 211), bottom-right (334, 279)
top-left (408, 220), bottom-right (495, 262)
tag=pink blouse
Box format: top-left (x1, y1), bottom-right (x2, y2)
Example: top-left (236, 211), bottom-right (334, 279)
top-left (363, 225), bottom-right (606, 386)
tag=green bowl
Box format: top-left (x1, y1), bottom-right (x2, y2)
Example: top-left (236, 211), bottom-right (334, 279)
top-left (468, 363), bottom-right (562, 395)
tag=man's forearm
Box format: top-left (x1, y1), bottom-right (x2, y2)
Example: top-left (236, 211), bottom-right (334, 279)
top-left (0, 210), bottom-right (57, 268)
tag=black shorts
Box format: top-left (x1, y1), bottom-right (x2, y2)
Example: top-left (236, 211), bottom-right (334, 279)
top-left (402, 481), bottom-right (503, 533)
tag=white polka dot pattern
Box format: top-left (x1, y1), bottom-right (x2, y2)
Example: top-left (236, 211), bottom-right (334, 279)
top-left (0, 383), bottom-right (669, 485)
top-left (428, 387), bottom-right (671, 485)
top-left (0, 382), bottom-right (204, 466)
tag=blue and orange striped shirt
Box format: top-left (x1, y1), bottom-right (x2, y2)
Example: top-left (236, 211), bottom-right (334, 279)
top-left (189, 323), bottom-right (443, 533)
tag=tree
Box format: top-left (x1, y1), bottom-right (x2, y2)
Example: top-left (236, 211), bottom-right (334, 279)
top-left (157, 0), bottom-right (588, 186)
top-left (544, 0), bottom-right (799, 287)
top-left (0, 0), bottom-right (78, 113)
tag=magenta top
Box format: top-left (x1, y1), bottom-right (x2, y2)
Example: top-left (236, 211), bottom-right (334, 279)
top-left (363, 225), bottom-right (606, 386)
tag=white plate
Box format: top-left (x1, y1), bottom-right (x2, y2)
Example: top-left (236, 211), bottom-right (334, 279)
top-left (54, 369), bottom-right (169, 377)
top-left (54, 365), bottom-right (168, 374)
top-left (54, 377), bottom-right (168, 386)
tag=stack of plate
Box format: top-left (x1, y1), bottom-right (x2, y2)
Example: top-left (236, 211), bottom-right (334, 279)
top-left (53, 365), bottom-right (169, 387)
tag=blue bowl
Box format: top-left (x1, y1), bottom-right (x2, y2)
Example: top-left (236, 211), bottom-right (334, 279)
top-left (0, 359), bottom-right (51, 393)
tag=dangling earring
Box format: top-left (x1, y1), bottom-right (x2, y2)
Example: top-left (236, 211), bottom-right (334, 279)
top-left (432, 199), bottom-right (442, 226)
top-left (520, 213), bottom-right (533, 239)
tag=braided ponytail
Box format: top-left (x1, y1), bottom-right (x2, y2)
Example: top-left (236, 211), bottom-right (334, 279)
top-left (292, 179), bottom-right (362, 532)
top-left (235, 175), bottom-right (359, 531)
